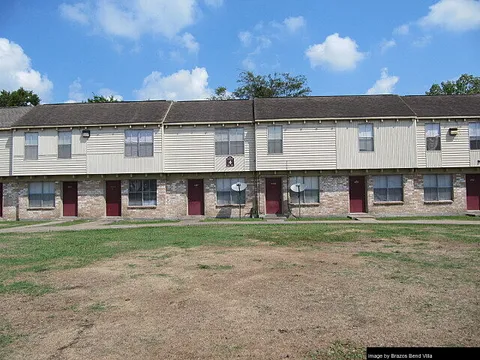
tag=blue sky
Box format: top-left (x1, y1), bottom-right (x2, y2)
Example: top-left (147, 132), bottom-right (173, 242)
top-left (0, 0), bottom-right (479, 103)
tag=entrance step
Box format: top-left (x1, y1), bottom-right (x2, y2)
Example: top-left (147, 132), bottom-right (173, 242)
top-left (263, 214), bottom-right (287, 222)
top-left (348, 213), bottom-right (377, 221)
top-left (466, 211), bottom-right (480, 217)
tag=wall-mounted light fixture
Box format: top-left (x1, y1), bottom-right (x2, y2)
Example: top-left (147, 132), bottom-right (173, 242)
top-left (82, 129), bottom-right (91, 138)
top-left (448, 128), bottom-right (458, 136)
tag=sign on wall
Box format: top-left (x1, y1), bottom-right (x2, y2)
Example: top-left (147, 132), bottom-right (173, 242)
top-left (226, 156), bottom-right (234, 167)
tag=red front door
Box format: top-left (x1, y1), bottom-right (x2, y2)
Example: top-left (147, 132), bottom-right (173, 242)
top-left (265, 178), bottom-right (282, 215)
top-left (466, 174), bottom-right (480, 210)
top-left (349, 176), bottom-right (366, 213)
top-left (106, 180), bottom-right (121, 216)
top-left (63, 182), bottom-right (78, 217)
top-left (188, 179), bottom-right (204, 215)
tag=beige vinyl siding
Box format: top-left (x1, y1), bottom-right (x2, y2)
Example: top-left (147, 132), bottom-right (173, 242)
top-left (164, 127), bottom-right (215, 172)
top-left (336, 120), bottom-right (416, 169)
top-left (214, 125), bottom-right (255, 172)
top-left (12, 129), bottom-right (87, 175)
top-left (256, 123), bottom-right (336, 171)
top-left (416, 121), bottom-right (470, 168)
top-left (86, 127), bottom-right (162, 174)
top-left (0, 131), bottom-right (12, 176)
top-left (470, 151), bottom-right (480, 166)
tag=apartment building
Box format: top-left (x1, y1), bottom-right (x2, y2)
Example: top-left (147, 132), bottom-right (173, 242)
top-left (0, 94), bottom-right (479, 220)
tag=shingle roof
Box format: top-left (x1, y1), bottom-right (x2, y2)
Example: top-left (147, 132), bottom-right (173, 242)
top-left (12, 101), bottom-right (172, 127)
top-left (0, 106), bottom-right (33, 128)
top-left (165, 100), bottom-right (253, 123)
top-left (254, 95), bottom-right (416, 120)
top-left (402, 95), bottom-right (480, 118)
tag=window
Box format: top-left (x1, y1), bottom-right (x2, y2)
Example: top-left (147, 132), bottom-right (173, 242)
top-left (359, 124), bottom-right (374, 151)
top-left (215, 128), bottom-right (244, 155)
top-left (424, 175), bottom-right (452, 201)
top-left (125, 130), bottom-right (153, 157)
top-left (469, 123), bottom-right (480, 150)
top-left (216, 178), bottom-right (246, 205)
top-left (374, 175), bottom-right (403, 202)
top-left (128, 180), bottom-right (157, 206)
top-left (425, 123), bottom-right (441, 151)
top-left (29, 182), bottom-right (55, 208)
top-left (268, 125), bottom-right (283, 154)
top-left (288, 176), bottom-right (320, 204)
top-left (25, 132), bottom-right (38, 160)
top-left (58, 131), bottom-right (72, 159)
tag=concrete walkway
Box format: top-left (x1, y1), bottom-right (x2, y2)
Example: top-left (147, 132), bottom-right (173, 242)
top-left (0, 217), bottom-right (479, 234)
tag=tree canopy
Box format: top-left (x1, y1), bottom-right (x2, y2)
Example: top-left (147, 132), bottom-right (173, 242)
top-left (0, 87), bottom-right (40, 107)
top-left (426, 74), bottom-right (480, 95)
top-left (87, 94), bottom-right (120, 103)
top-left (210, 71), bottom-right (311, 100)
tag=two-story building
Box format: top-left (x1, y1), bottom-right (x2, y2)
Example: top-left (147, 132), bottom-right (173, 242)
top-left (0, 94), bottom-right (479, 220)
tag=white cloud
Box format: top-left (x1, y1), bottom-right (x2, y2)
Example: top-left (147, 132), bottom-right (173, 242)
top-left (178, 32), bottom-right (199, 54)
top-left (393, 24), bottom-right (410, 36)
top-left (0, 38), bottom-right (53, 103)
top-left (204, 0), bottom-right (223, 8)
top-left (238, 31), bottom-right (252, 47)
top-left (366, 68), bottom-right (399, 95)
top-left (380, 39), bottom-right (396, 54)
top-left (98, 88), bottom-right (123, 101)
top-left (66, 78), bottom-right (86, 103)
top-left (305, 33), bottom-right (366, 71)
top-left (135, 67), bottom-right (211, 100)
top-left (59, 0), bottom-right (198, 40)
top-left (283, 16), bottom-right (306, 33)
top-left (412, 35), bottom-right (432, 47)
top-left (59, 2), bottom-right (90, 25)
top-left (420, 0), bottom-right (480, 32)
top-left (242, 58), bottom-right (256, 71)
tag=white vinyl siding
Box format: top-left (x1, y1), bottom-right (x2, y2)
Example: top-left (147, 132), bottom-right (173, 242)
top-left (25, 132), bottom-right (38, 160)
top-left (216, 178), bottom-right (245, 205)
top-left (215, 128), bottom-right (244, 155)
top-left (374, 175), bottom-right (403, 202)
top-left (469, 123), bottom-right (480, 150)
top-left (424, 175), bottom-right (452, 201)
top-left (0, 132), bottom-right (12, 176)
top-left (288, 176), bottom-right (319, 204)
top-left (425, 123), bottom-right (441, 151)
top-left (58, 131), bottom-right (72, 159)
top-left (128, 180), bottom-right (157, 206)
top-left (29, 182), bottom-right (55, 208)
top-left (359, 124), bottom-right (374, 152)
top-left (125, 130), bottom-right (153, 157)
top-left (268, 125), bottom-right (283, 154)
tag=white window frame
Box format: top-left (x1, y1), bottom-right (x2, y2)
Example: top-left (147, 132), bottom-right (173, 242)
top-left (359, 124), bottom-right (374, 152)
top-left (268, 125), bottom-right (283, 154)
top-left (288, 176), bottom-right (320, 204)
top-left (215, 128), bottom-right (244, 155)
top-left (125, 130), bottom-right (154, 157)
top-left (216, 178), bottom-right (246, 205)
top-left (58, 130), bottom-right (72, 159)
top-left (469, 122), bottom-right (480, 150)
top-left (28, 182), bottom-right (55, 208)
top-left (128, 180), bottom-right (157, 206)
top-left (425, 123), bottom-right (441, 151)
top-left (373, 175), bottom-right (403, 202)
top-left (25, 132), bottom-right (38, 160)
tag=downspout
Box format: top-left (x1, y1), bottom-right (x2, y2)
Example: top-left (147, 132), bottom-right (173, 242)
top-left (252, 98), bottom-right (259, 217)
top-left (160, 101), bottom-right (173, 218)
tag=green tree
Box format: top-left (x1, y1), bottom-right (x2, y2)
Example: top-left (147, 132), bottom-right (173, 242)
top-left (87, 93), bottom-right (119, 103)
top-left (211, 71), bottom-right (311, 100)
top-left (0, 87), bottom-right (40, 107)
top-left (426, 74), bottom-right (480, 95)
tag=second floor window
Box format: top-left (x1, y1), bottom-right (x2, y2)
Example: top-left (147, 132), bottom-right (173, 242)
top-left (425, 123), bottom-right (441, 151)
top-left (125, 130), bottom-right (153, 157)
top-left (469, 122), bottom-right (480, 150)
top-left (359, 124), bottom-right (374, 151)
top-left (25, 132), bottom-right (38, 160)
top-left (58, 131), bottom-right (72, 159)
top-left (215, 128), bottom-right (244, 155)
top-left (268, 125), bottom-right (283, 154)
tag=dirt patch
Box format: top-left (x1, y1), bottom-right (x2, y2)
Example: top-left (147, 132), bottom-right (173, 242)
top-left (1, 241), bottom-right (479, 360)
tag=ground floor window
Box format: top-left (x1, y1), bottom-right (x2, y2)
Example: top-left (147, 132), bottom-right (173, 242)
top-left (128, 180), bottom-right (157, 206)
top-left (29, 182), bottom-right (55, 208)
top-left (288, 176), bottom-right (319, 203)
top-left (373, 175), bottom-right (403, 202)
top-left (424, 175), bottom-right (453, 201)
top-left (216, 178), bottom-right (245, 205)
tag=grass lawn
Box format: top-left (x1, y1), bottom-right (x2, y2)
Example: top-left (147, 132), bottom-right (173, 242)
top-left (52, 219), bottom-right (92, 227)
top-left (201, 217), bottom-right (265, 222)
top-left (378, 215), bottom-right (480, 221)
top-left (105, 219), bottom-right (180, 225)
top-left (286, 216), bottom-right (352, 221)
top-left (0, 221), bottom-right (51, 229)
top-left (0, 223), bottom-right (478, 359)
